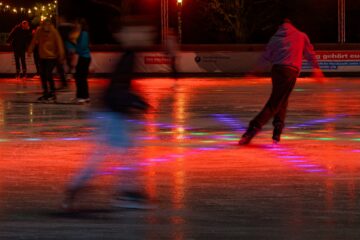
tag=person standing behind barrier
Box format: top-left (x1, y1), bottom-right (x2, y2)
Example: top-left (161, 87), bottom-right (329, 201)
top-left (7, 20), bottom-right (32, 79)
top-left (68, 19), bottom-right (91, 104)
top-left (238, 18), bottom-right (324, 145)
top-left (28, 19), bottom-right (65, 102)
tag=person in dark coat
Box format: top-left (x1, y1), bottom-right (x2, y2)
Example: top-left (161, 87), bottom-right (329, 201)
top-left (7, 21), bottom-right (32, 79)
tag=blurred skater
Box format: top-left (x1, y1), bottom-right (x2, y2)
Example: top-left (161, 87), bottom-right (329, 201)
top-left (62, 15), bottom-right (155, 210)
top-left (165, 28), bottom-right (179, 79)
top-left (239, 17), bottom-right (324, 145)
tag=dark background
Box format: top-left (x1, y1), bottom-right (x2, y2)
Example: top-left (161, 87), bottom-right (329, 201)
top-left (1, 0), bottom-right (359, 44)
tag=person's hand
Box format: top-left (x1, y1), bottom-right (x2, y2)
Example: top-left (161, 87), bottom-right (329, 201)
top-left (312, 68), bottom-right (326, 83)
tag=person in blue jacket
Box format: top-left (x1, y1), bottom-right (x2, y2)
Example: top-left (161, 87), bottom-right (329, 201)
top-left (68, 19), bottom-right (91, 103)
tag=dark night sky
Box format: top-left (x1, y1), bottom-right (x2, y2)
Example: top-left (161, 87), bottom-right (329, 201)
top-left (0, 0), bottom-right (56, 30)
top-left (1, 0), bottom-right (360, 43)
top-left (1, 0), bottom-right (53, 7)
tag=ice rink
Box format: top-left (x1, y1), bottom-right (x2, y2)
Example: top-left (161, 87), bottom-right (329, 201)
top-left (0, 76), bottom-right (359, 239)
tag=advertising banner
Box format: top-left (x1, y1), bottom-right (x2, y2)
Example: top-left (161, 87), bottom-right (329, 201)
top-left (302, 51), bottom-right (360, 72)
top-left (1, 50), bottom-right (360, 74)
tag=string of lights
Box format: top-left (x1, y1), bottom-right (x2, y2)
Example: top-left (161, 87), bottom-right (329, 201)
top-left (0, 1), bottom-right (57, 20)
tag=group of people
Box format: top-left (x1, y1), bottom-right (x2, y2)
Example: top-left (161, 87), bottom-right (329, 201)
top-left (62, 16), bottom-right (325, 211)
top-left (7, 18), bottom-right (91, 103)
top-left (8, 13), bottom-right (326, 211)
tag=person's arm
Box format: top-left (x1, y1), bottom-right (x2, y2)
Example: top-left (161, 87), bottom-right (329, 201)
top-left (54, 29), bottom-right (65, 62)
top-left (6, 26), bottom-right (17, 44)
top-left (303, 34), bottom-right (324, 79)
top-left (27, 29), bottom-right (39, 55)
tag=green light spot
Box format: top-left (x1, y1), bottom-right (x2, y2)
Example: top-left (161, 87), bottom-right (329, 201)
top-left (190, 132), bottom-right (208, 136)
top-left (353, 138), bottom-right (360, 142)
top-left (294, 132), bottom-right (309, 135)
top-left (294, 88), bottom-right (305, 92)
top-left (282, 136), bottom-right (302, 140)
top-left (222, 134), bottom-right (237, 137)
top-left (223, 138), bottom-right (238, 141)
top-left (315, 137), bottom-right (337, 141)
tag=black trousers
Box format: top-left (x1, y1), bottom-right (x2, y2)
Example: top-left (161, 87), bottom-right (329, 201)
top-left (57, 62), bottom-right (67, 87)
top-left (75, 57), bottom-right (91, 99)
top-left (250, 65), bottom-right (299, 130)
top-left (14, 50), bottom-right (26, 74)
top-left (39, 59), bottom-right (57, 95)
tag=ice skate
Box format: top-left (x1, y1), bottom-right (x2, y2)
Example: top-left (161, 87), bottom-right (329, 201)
top-left (238, 126), bottom-right (260, 145)
top-left (36, 95), bottom-right (48, 102)
top-left (72, 98), bottom-right (90, 104)
top-left (112, 191), bottom-right (155, 210)
top-left (272, 125), bottom-right (283, 144)
top-left (62, 188), bottom-right (78, 210)
top-left (37, 94), bottom-right (56, 103)
top-left (46, 94), bottom-right (56, 103)
top-left (61, 186), bottom-right (90, 211)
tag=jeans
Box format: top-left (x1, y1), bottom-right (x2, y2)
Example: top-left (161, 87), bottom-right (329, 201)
top-left (250, 65), bottom-right (299, 130)
top-left (14, 50), bottom-right (26, 75)
top-left (75, 57), bottom-right (91, 99)
top-left (39, 59), bottom-right (57, 95)
top-left (68, 111), bottom-right (141, 192)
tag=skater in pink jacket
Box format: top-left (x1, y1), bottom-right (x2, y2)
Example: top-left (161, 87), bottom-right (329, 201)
top-left (239, 18), bottom-right (324, 145)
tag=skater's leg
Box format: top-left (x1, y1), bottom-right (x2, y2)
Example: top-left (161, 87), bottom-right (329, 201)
top-left (251, 66), bottom-right (297, 128)
top-left (63, 112), bottom-right (115, 209)
top-left (68, 145), bottom-right (106, 188)
top-left (272, 100), bottom-right (288, 143)
top-left (240, 65), bottom-right (297, 145)
top-left (14, 51), bottom-right (21, 78)
top-left (46, 60), bottom-right (57, 97)
top-left (20, 51), bottom-right (27, 78)
top-left (75, 57), bottom-right (91, 100)
top-left (57, 62), bottom-right (67, 88)
top-left (39, 59), bottom-right (49, 96)
top-left (104, 113), bottom-right (151, 209)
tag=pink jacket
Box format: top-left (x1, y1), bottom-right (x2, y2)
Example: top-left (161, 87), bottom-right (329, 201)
top-left (262, 22), bottom-right (319, 71)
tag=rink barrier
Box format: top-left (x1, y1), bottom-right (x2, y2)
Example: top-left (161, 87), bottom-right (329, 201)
top-left (1, 44), bottom-right (360, 75)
